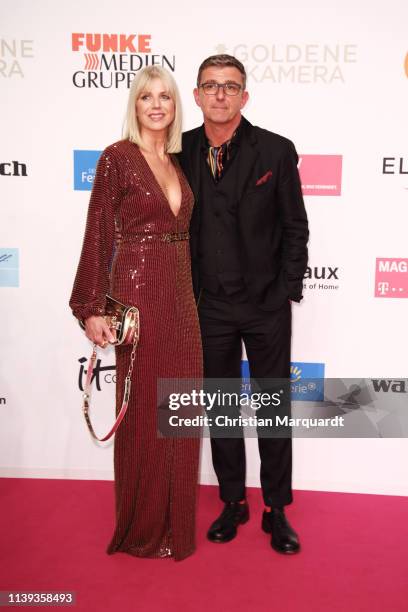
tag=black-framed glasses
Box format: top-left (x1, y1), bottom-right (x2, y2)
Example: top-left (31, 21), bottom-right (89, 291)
top-left (199, 82), bottom-right (243, 96)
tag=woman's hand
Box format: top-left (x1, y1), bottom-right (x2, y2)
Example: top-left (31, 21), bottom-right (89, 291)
top-left (84, 316), bottom-right (116, 348)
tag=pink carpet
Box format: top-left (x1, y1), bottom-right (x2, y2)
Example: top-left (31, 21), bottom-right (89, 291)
top-left (1, 478), bottom-right (407, 611)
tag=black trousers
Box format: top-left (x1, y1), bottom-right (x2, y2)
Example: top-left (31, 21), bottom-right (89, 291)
top-left (198, 286), bottom-right (293, 508)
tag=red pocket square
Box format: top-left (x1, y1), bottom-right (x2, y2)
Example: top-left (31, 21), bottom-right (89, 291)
top-left (255, 170), bottom-right (273, 186)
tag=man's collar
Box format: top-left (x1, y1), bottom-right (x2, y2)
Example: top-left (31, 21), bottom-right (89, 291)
top-left (200, 116), bottom-right (244, 150)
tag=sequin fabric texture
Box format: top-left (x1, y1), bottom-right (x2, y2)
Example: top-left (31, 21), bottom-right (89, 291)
top-left (70, 140), bottom-right (203, 561)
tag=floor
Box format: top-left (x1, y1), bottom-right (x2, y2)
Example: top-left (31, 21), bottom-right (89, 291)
top-left (1, 479), bottom-right (408, 611)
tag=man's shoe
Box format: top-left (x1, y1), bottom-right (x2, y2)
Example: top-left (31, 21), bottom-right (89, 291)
top-left (207, 501), bottom-right (249, 543)
top-left (262, 508), bottom-right (300, 554)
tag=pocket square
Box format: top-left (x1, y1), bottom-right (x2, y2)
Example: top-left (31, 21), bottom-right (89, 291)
top-left (255, 170), bottom-right (273, 186)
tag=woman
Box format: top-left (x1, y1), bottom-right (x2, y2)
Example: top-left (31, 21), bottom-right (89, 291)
top-left (69, 66), bottom-right (202, 561)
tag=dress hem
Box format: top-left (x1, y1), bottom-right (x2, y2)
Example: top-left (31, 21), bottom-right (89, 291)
top-left (106, 544), bottom-right (196, 562)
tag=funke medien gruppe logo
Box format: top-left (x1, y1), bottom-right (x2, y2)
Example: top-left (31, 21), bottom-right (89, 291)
top-left (71, 33), bottom-right (175, 89)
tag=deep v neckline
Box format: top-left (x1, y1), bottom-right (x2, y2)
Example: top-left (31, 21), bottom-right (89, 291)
top-left (136, 145), bottom-right (183, 220)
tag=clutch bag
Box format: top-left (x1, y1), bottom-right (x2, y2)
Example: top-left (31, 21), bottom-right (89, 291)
top-left (78, 294), bottom-right (139, 346)
top-left (79, 294), bottom-right (140, 441)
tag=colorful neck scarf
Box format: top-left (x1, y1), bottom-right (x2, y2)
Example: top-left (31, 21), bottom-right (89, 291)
top-left (207, 134), bottom-right (235, 181)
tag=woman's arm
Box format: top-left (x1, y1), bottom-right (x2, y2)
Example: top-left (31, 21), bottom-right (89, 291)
top-left (69, 145), bottom-right (121, 328)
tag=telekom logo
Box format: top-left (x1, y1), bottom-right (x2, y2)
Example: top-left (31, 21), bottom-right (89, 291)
top-left (375, 258), bottom-right (408, 298)
top-left (298, 154), bottom-right (342, 196)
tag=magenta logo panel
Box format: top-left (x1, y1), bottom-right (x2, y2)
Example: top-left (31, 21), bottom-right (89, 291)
top-left (375, 258), bottom-right (408, 298)
top-left (298, 155), bottom-right (342, 196)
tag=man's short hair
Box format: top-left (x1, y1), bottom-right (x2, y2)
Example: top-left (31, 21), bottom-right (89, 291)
top-left (196, 54), bottom-right (247, 89)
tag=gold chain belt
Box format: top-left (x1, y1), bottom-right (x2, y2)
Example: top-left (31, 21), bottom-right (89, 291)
top-left (119, 232), bottom-right (189, 244)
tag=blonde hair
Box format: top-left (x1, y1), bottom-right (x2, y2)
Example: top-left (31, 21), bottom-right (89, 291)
top-left (123, 66), bottom-right (182, 153)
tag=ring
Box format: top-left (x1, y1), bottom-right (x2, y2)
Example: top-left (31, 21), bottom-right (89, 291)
top-left (101, 341), bottom-right (108, 348)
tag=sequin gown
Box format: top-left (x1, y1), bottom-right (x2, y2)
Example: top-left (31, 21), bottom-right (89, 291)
top-left (69, 140), bottom-right (202, 561)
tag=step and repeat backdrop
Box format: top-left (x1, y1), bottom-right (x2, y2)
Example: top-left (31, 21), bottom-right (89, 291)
top-left (1, 0), bottom-right (407, 495)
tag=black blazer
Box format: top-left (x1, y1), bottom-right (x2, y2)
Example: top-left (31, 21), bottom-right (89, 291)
top-left (178, 116), bottom-right (309, 310)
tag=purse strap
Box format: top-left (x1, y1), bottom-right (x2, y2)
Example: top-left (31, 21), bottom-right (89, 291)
top-left (82, 332), bottom-right (138, 441)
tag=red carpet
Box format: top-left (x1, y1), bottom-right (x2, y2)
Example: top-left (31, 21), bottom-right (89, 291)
top-left (1, 478), bottom-right (407, 611)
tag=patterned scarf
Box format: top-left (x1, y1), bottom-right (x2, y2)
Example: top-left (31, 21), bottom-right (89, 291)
top-left (207, 134), bottom-right (235, 181)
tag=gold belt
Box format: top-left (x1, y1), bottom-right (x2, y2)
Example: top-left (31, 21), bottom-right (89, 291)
top-left (161, 232), bottom-right (190, 242)
top-left (119, 232), bottom-right (189, 244)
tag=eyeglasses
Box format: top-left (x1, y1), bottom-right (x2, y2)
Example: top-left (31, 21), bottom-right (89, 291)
top-left (199, 82), bottom-right (243, 96)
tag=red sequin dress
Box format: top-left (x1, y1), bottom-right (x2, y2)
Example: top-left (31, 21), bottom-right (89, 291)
top-left (70, 140), bottom-right (202, 561)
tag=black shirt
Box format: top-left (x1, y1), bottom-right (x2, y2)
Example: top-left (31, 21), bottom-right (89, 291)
top-left (198, 119), bottom-right (246, 295)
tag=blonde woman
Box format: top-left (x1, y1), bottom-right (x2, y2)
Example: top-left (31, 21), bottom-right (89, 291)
top-left (70, 66), bottom-right (202, 561)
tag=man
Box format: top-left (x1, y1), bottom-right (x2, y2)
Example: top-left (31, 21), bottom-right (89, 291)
top-left (179, 55), bottom-right (309, 554)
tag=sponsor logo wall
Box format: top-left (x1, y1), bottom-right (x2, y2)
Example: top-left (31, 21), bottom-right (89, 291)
top-left (74, 150), bottom-right (102, 190)
top-left (71, 33), bottom-right (175, 88)
top-left (381, 157), bottom-right (408, 190)
top-left (0, 161), bottom-right (27, 177)
top-left (242, 360), bottom-right (325, 402)
top-left (372, 379), bottom-right (408, 393)
top-left (299, 155), bottom-right (342, 196)
top-left (215, 43), bottom-right (358, 83)
top-left (1, 0), bottom-right (408, 496)
top-left (77, 354), bottom-right (116, 391)
top-left (375, 258), bottom-right (408, 298)
top-left (0, 38), bottom-right (34, 77)
top-left (0, 249), bottom-right (19, 287)
top-left (290, 362), bottom-right (325, 402)
top-left (303, 266), bottom-right (340, 292)
top-left (382, 157), bottom-right (408, 176)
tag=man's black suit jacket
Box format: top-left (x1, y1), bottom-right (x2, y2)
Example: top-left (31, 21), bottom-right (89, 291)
top-left (178, 116), bottom-right (309, 310)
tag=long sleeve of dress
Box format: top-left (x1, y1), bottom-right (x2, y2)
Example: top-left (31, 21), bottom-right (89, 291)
top-left (69, 145), bottom-right (122, 322)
